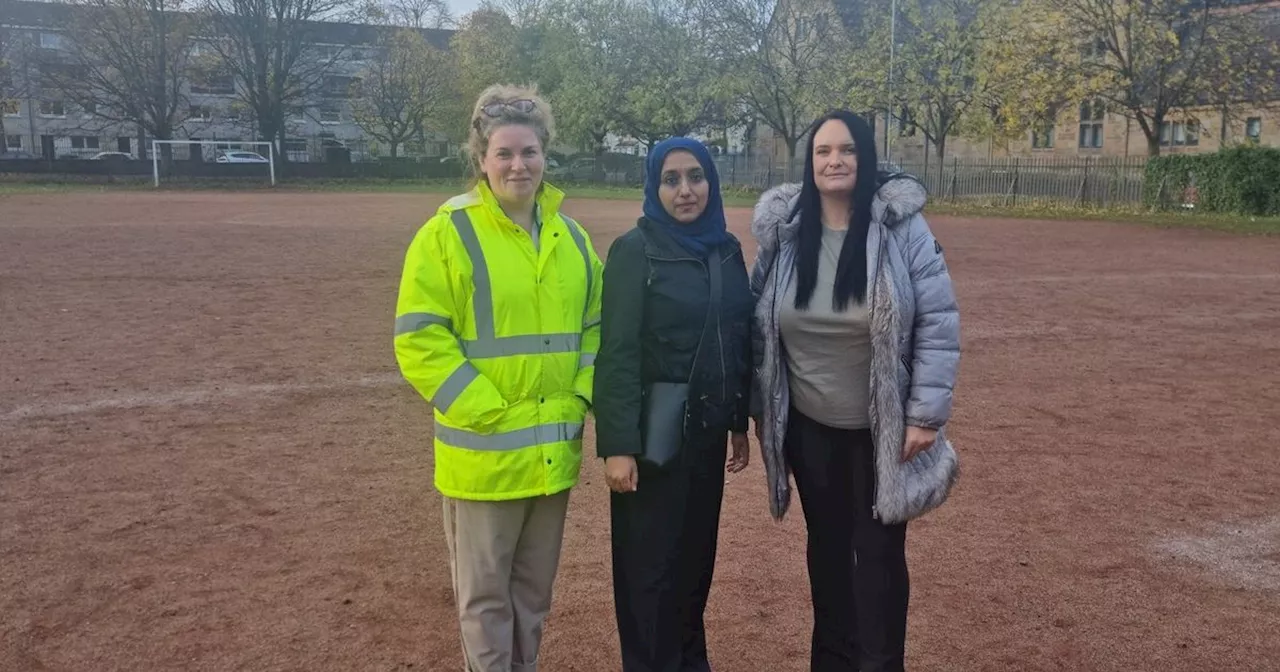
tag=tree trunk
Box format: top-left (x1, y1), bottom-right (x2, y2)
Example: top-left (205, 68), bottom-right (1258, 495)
top-left (0, 116), bottom-right (8, 152)
top-left (1143, 112), bottom-right (1163, 157)
top-left (785, 134), bottom-right (800, 182)
top-left (389, 140), bottom-right (399, 158)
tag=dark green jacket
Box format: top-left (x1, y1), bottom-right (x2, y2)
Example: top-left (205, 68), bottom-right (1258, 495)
top-left (593, 218), bottom-right (754, 458)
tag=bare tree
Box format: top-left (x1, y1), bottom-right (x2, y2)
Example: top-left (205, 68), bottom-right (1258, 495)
top-left (711, 0), bottom-right (839, 164)
top-left (387, 0), bottom-right (454, 28)
top-left (201, 0), bottom-right (351, 160)
top-left (353, 28), bottom-right (450, 157)
top-left (51, 0), bottom-right (195, 162)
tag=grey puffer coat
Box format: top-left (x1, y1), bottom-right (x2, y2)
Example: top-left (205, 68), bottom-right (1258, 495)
top-left (750, 174), bottom-right (961, 524)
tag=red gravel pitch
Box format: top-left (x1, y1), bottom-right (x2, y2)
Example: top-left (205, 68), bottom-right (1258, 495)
top-left (2, 190), bottom-right (1279, 672)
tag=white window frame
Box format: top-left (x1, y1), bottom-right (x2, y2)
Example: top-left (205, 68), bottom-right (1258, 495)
top-left (318, 105), bottom-right (342, 124)
top-left (1245, 117), bottom-right (1262, 141)
top-left (1078, 100), bottom-right (1105, 149)
top-left (39, 100), bottom-right (67, 118)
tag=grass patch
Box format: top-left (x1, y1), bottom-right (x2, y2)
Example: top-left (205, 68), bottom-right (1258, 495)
top-left (6, 175), bottom-right (1275, 234)
top-left (927, 201), bottom-right (1280, 235)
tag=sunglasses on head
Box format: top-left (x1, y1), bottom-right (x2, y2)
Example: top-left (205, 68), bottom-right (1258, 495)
top-left (481, 99), bottom-right (536, 117)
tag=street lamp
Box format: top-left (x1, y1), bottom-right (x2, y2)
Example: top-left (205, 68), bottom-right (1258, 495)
top-left (885, 0), bottom-right (897, 164)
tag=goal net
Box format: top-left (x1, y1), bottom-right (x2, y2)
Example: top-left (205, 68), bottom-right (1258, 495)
top-left (151, 140), bottom-right (277, 187)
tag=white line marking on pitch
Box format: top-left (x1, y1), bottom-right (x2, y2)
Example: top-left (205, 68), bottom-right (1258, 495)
top-left (0, 373), bottom-right (404, 423)
top-left (1153, 515), bottom-right (1280, 592)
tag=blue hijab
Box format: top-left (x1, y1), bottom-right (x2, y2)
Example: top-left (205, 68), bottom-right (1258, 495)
top-left (642, 137), bottom-right (730, 258)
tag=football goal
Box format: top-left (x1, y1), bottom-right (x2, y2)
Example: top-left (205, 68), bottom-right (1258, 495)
top-left (151, 139), bottom-right (276, 187)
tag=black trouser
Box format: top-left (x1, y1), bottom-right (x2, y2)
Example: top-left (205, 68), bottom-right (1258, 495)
top-left (786, 409), bottom-right (910, 672)
top-left (610, 428), bottom-right (727, 672)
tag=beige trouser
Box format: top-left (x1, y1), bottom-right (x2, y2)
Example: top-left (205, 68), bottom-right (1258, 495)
top-left (442, 490), bottom-right (571, 672)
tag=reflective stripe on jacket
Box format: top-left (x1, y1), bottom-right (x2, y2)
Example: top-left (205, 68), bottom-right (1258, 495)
top-left (394, 180), bottom-right (603, 501)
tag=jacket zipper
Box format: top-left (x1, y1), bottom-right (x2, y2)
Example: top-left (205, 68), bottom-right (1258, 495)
top-left (716, 253), bottom-right (727, 403)
top-left (653, 250), bottom-right (711, 432)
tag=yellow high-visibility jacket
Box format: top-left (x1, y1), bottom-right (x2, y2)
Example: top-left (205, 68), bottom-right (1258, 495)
top-left (394, 181), bottom-right (603, 501)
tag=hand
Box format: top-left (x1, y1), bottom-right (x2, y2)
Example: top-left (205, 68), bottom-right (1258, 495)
top-left (902, 426), bottom-right (937, 463)
top-left (604, 456), bottom-right (638, 493)
top-left (727, 432), bottom-right (750, 473)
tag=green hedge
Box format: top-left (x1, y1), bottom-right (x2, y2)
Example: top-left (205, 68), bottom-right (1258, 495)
top-left (1146, 144), bottom-right (1280, 215)
top-left (1144, 145), bottom-right (1280, 215)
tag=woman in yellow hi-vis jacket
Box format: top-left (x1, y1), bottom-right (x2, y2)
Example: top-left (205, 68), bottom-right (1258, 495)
top-left (393, 84), bottom-right (603, 672)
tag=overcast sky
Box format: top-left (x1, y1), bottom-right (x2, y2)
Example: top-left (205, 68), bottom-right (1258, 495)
top-left (445, 0), bottom-right (484, 17)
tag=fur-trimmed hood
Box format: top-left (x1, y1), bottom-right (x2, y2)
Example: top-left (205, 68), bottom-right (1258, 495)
top-left (751, 174), bottom-right (928, 253)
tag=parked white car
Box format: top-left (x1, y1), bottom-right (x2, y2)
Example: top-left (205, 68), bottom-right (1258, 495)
top-left (216, 150), bottom-right (270, 164)
top-left (90, 152), bottom-right (136, 161)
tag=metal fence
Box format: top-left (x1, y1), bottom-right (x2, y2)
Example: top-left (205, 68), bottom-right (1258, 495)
top-left (1, 144), bottom-right (1155, 208)
top-left (705, 154), bottom-right (1150, 206)
top-left (893, 156), bottom-right (1150, 207)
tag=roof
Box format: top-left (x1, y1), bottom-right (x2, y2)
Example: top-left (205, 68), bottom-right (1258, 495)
top-left (0, 0), bottom-right (454, 50)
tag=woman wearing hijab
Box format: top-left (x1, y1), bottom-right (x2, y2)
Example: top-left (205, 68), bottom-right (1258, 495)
top-left (750, 111), bottom-right (960, 671)
top-left (593, 137), bottom-right (755, 672)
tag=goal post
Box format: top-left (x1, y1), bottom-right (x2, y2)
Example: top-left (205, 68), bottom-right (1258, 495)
top-left (151, 139), bottom-right (276, 187)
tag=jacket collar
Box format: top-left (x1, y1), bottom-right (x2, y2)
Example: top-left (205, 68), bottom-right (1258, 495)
top-left (470, 179), bottom-right (566, 223)
top-left (443, 179), bottom-right (566, 218)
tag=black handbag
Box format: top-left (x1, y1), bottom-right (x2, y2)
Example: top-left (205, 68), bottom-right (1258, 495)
top-left (638, 245), bottom-right (723, 469)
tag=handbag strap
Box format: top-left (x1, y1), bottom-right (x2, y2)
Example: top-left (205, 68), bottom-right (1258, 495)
top-left (686, 245), bottom-right (723, 386)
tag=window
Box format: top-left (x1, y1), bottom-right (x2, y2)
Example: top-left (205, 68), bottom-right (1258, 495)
top-left (1081, 37), bottom-right (1107, 62)
top-left (314, 45), bottom-right (344, 61)
top-left (39, 100), bottom-right (66, 117)
top-left (319, 105), bottom-right (341, 123)
top-left (1078, 99), bottom-right (1104, 148)
top-left (289, 107), bottom-right (306, 122)
top-left (1246, 117), bottom-right (1262, 142)
top-left (2, 100), bottom-right (18, 117)
top-left (1032, 123), bottom-right (1055, 150)
top-left (191, 72), bottom-right (235, 95)
top-left (82, 102), bottom-right (97, 117)
top-left (322, 76), bottom-right (359, 98)
top-left (1159, 120), bottom-right (1200, 147)
top-left (189, 105), bottom-right (213, 121)
top-left (70, 136), bottom-right (100, 150)
top-left (40, 32), bottom-right (64, 49)
top-left (4, 135), bottom-right (22, 150)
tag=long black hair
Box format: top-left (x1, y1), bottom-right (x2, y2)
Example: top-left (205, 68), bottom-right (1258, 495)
top-left (791, 110), bottom-right (880, 312)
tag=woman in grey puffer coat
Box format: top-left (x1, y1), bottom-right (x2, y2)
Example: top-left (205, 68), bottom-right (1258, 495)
top-left (749, 110), bottom-right (960, 671)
